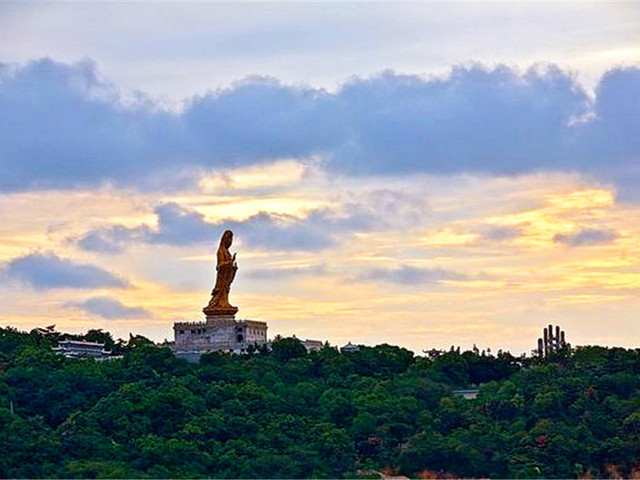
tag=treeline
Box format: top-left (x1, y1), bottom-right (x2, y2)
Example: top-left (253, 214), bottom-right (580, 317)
top-left (2, 327), bottom-right (640, 478)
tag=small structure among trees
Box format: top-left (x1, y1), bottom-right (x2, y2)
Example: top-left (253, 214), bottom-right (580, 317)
top-left (536, 324), bottom-right (570, 357)
top-left (52, 339), bottom-right (111, 360)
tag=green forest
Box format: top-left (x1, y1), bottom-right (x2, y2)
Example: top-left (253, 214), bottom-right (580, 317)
top-left (2, 327), bottom-right (640, 479)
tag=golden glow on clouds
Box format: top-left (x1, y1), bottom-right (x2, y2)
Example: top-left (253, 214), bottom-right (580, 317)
top-left (419, 228), bottom-right (479, 247)
top-left (544, 294), bottom-right (628, 305)
top-left (482, 188), bottom-right (616, 250)
top-left (198, 159), bottom-right (309, 191)
top-left (1, 170), bottom-right (640, 353)
top-left (546, 188), bottom-right (614, 211)
top-left (193, 196), bottom-right (326, 222)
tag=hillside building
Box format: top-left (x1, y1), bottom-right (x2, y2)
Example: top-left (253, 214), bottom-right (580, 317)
top-left (53, 340), bottom-right (111, 360)
top-left (341, 342), bottom-right (360, 353)
top-left (301, 339), bottom-right (324, 351)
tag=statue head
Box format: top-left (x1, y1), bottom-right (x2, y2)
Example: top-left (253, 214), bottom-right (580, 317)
top-left (220, 230), bottom-right (233, 249)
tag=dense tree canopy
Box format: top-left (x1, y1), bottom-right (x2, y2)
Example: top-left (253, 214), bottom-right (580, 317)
top-left (1, 326), bottom-right (640, 478)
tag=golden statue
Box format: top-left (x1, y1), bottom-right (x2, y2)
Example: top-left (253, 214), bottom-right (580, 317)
top-left (203, 230), bottom-right (239, 317)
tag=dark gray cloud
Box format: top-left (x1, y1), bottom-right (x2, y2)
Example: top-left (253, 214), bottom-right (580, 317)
top-left (354, 265), bottom-right (466, 285)
top-left (1, 252), bottom-right (128, 289)
top-left (69, 296), bottom-right (149, 319)
top-left (1, 59), bottom-right (640, 194)
top-left (553, 227), bottom-right (619, 247)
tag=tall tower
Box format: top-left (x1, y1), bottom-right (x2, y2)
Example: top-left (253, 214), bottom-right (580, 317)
top-left (536, 324), bottom-right (570, 357)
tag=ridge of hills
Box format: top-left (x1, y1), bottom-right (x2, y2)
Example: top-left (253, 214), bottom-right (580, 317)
top-left (1, 326), bottom-right (639, 479)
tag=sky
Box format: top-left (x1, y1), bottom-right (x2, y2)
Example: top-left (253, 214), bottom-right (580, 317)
top-left (1, 1), bottom-right (639, 354)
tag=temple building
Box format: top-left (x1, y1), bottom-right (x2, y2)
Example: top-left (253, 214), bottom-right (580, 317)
top-left (341, 342), bottom-right (360, 353)
top-left (172, 230), bottom-right (268, 359)
top-left (53, 339), bottom-right (111, 360)
top-left (301, 338), bottom-right (324, 351)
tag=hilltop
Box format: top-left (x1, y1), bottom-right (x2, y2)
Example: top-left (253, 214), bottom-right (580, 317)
top-left (1, 326), bottom-right (639, 478)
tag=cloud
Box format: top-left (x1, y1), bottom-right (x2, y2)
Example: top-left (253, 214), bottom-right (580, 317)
top-left (478, 225), bottom-right (524, 242)
top-left (76, 190), bottom-right (428, 252)
top-left (76, 203), bottom-right (333, 252)
top-left (553, 227), bottom-right (619, 247)
top-left (0, 59), bottom-right (337, 191)
top-left (247, 265), bottom-right (327, 279)
top-left (147, 203), bottom-right (215, 245)
top-left (76, 203), bottom-right (219, 252)
top-left (77, 206), bottom-right (347, 253)
top-left (227, 212), bottom-right (336, 251)
top-left (586, 68), bottom-right (640, 163)
top-left (330, 65), bottom-right (588, 176)
top-left (77, 225), bottom-right (150, 254)
top-left (1, 58), bottom-right (639, 194)
top-left (69, 296), bottom-right (149, 319)
top-left (1, 252), bottom-right (129, 289)
top-left (353, 265), bottom-right (466, 285)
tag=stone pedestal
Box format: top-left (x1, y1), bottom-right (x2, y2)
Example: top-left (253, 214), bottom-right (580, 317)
top-left (205, 314), bottom-right (236, 323)
top-left (202, 305), bottom-right (238, 318)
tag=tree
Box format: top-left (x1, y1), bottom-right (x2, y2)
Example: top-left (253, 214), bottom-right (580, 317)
top-left (271, 337), bottom-right (307, 362)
